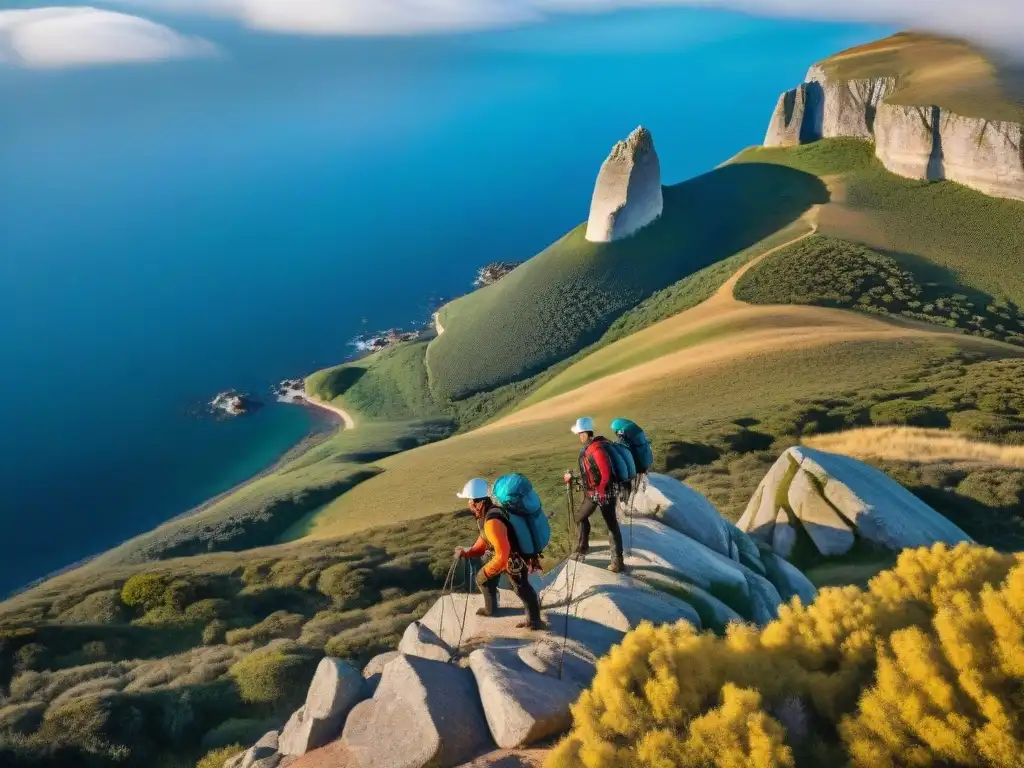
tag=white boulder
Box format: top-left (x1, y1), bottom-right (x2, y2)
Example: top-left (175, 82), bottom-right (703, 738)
top-left (469, 647), bottom-right (581, 749)
top-left (342, 654), bottom-right (493, 768)
top-left (585, 126), bottom-right (663, 242)
top-left (626, 474), bottom-right (733, 560)
top-left (739, 446), bottom-right (972, 558)
top-left (398, 620), bottom-right (453, 663)
top-left (241, 731), bottom-right (281, 768)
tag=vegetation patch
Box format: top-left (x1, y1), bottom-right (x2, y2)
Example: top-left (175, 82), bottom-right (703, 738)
top-left (427, 163), bottom-right (828, 400)
top-left (547, 543), bottom-right (1024, 768)
top-left (735, 234), bottom-right (1024, 345)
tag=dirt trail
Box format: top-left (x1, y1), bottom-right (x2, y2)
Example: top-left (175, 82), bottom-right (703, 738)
top-left (483, 215), bottom-right (975, 432)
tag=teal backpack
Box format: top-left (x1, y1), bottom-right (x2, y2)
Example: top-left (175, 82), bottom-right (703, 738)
top-left (491, 474), bottom-right (551, 558)
top-left (611, 418), bottom-right (654, 474)
top-left (608, 441), bottom-right (637, 481)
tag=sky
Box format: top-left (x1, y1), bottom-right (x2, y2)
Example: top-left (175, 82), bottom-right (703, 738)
top-left (0, 0), bottom-right (1021, 69)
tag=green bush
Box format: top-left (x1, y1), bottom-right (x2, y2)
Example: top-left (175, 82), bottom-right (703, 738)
top-left (13, 643), bottom-right (49, 673)
top-left (55, 590), bottom-right (127, 625)
top-left (734, 234), bottom-right (1024, 345)
top-left (202, 621), bottom-right (228, 646)
top-left (317, 565), bottom-right (375, 608)
top-left (200, 718), bottom-right (271, 751)
top-left (949, 409), bottom-right (1021, 436)
top-left (0, 702), bottom-right (45, 735)
top-left (869, 398), bottom-right (947, 427)
top-left (196, 744), bottom-right (244, 768)
top-left (228, 648), bottom-right (314, 706)
top-left (121, 574), bottom-right (170, 613)
top-left (184, 599), bottom-right (231, 623)
top-left (225, 612), bottom-right (305, 646)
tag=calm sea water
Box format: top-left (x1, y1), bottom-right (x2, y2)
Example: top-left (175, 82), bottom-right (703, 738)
top-left (0, 9), bottom-right (891, 594)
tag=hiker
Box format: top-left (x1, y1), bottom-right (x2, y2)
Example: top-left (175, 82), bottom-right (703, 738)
top-left (453, 478), bottom-right (545, 630)
top-left (571, 417), bottom-right (625, 572)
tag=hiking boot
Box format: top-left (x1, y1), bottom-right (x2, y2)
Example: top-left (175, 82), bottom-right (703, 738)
top-left (475, 607), bottom-right (494, 617)
top-left (516, 619), bottom-right (547, 631)
top-left (573, 545), bottom-right (589, 558)
top-left (607, 560), bottom-right (623, 574)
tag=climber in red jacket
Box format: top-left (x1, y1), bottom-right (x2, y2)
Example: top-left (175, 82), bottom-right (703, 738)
top-left (571, 417), bottom-right (625, 572)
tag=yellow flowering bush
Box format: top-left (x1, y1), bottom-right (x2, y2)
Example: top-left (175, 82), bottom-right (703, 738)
top-left (547, 544), bottom-right (1024, 768)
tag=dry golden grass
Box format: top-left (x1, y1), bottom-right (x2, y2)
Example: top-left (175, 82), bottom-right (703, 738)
top-left (804, 427), bottom-right (1024, 468)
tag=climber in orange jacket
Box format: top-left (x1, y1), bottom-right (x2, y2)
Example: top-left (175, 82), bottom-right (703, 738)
top-left (454, 478), bottom-right (544, 630)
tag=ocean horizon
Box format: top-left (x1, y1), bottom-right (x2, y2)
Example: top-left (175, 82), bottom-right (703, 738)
top-left (0, 7), bottom-right (892, 595)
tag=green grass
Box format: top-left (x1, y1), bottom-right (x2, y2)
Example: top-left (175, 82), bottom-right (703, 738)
top-left (426, 162), bottom-right (828, 400)
top-left (818, 32), bottom-right (1024, 122)
top-left (734, 139), bottom-right (1024, 307)
top-left (315, 332), bottom-right (1023, 539)
top-left (735, 234), bottom-right (1024, 344)
top-left (0, 510), bottom-right (492, 768)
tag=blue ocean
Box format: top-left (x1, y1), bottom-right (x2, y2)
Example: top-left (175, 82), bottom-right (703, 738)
top-left (0, 8), bottom-right (890, 594)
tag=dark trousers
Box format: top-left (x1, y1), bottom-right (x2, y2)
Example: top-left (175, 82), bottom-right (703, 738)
top-left (575, 495), bottom-right (623, 563)
top-left (478, 557), bottom-right (542, 624)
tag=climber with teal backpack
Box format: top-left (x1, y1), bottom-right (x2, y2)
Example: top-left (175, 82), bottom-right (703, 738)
top-left (570, 417), bottom-right (626, 573)
top-left (454, 477), bottom-right (546, 630)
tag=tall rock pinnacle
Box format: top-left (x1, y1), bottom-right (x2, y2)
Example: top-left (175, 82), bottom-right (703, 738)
top-left (585, 126), bottom-right (663, 243)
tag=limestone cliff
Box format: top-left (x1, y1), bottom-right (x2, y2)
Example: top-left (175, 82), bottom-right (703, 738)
top-left (764, 50), bottom-right (1024, 202)
top-left (585, 126), bottom-right (663, 243)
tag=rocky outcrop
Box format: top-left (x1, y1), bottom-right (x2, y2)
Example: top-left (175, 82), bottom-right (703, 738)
top-left (234, 474), bottom-right (820, 768)
top-left (342, 655), bottom-right (493, 768)
top-left (279, 658), bottom-right (367, 757)
top-left (803, 63), bottom-right (893, 141)
top-left (241, 731), bottom-right (282, 768)
top-left (764, 61), bottom-right (1024, 201)
top-left (764, 84), bottom-right (811, 147)
top-left (469, 647), bottom-right (580, 749)
top-left (585, 126), bottom-right (663, 242)
top-left (398, 621), bottom-right (452, 663)
top-left (738, 446), bottom-right (972, 559)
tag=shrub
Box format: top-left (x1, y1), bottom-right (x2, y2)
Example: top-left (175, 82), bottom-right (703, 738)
top-left (950, 410), bottom-right (1021, 437)
top-left (200, 718), bottom-right (271, 750)
top-left (869, 398), bottom-right (947, 427)
top-left (121, 574), bottom-right (170, 613)
top-left (228, 648), bottom-right (314, 706)
top-left (547, 544), bottom-right (1024, 768)
top-left (185, 599), bottom-right (232, 623)
top-left (13, 643), bottom-right (50, 673)
top-left (202, 621), bottom-right (229, 646)
top-left (55, 590), bottom-right (127, 625)
top-left (0, 702), bottom-right (45, 735)
top-left (197, 744), bottom-right (244, 768)
top-left (317, 565), bottom-right (375, 608)
top-left (225, 612), bottom-right (305, 646)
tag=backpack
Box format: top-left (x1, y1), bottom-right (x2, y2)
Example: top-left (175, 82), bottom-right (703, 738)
top-left (611, 418), bottom-right (654, 473)
top-left (491, 474), bottom-right (551, 558)
top-left (608, 441), bottom-right (637, 481)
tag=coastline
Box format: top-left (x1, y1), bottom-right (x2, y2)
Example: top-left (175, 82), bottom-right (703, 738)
top-left (7, 398), bottom-right (348, 599)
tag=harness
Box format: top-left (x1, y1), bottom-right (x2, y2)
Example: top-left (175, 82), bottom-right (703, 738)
top-left (482, 506), bottom-right (529, 575)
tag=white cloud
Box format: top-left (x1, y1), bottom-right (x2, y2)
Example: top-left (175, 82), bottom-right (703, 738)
top-left (123, 0), bottom-right (1024, 53)
top-left (0, 6), bottom-right (217, 68)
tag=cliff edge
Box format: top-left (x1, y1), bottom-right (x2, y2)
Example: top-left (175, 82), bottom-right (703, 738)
top-left (764, 33), bottom-right (1024, 202)
top-left (585, 126), bottom-right (663, 243)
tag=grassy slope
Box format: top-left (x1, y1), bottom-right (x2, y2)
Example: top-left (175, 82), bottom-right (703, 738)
top-left (820, 32), bottom-right (1024, 122)
top-left (426, 162), bottom-right (828, 399)
top-left (734, 139), bottom-right (1024, 306)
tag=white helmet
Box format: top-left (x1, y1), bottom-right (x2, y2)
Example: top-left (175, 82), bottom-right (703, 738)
top-left (570, 416), bottom-right (595, 434)
top-left (456, 477), bottom-right (490, 500)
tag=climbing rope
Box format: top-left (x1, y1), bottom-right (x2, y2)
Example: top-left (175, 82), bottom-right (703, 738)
top-left (557, 479), bottom-right (585, 680)
top-left (435, 555), bottom-right (461, 660)
top-left (454, 557), bottom-right (472, 656)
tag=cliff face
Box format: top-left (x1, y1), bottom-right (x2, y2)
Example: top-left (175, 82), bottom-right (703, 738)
top-left (765, 63), bottom-right (1024, 202)
top-left (585, 126), bottom-right (663, 243)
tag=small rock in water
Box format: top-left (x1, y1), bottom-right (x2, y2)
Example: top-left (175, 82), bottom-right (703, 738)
top-left (210, 390), bottom-right (259, 418)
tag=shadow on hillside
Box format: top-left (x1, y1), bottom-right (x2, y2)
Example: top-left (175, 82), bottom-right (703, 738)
top-left (314, 366), bottom-right (366, 400)
top-left (605, 162), bottom-right (829, 270)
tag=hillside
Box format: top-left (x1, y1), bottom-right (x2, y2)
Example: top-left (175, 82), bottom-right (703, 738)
top-left (4, 30), bottom-right (1024, 768)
